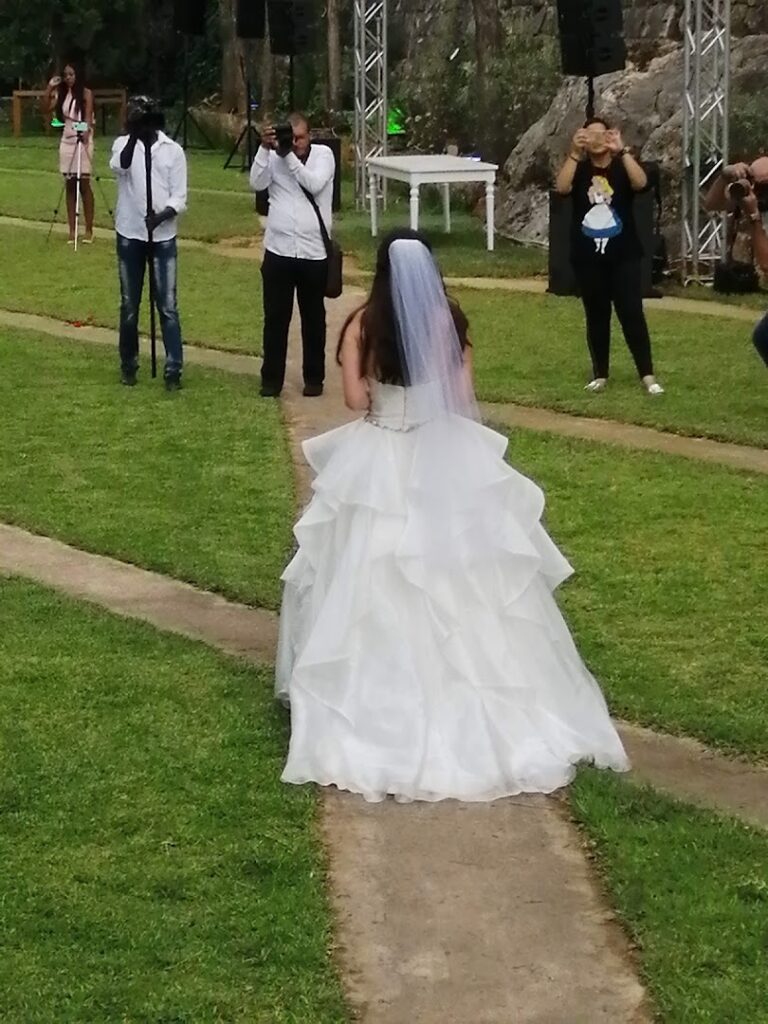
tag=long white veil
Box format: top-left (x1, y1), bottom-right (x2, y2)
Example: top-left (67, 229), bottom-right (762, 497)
top-left (388, 239), bottom-right (479, 422)
top-left (386, 239), bottom-right (500, 568)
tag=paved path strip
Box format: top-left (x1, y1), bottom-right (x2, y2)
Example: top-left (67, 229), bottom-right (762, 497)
top-left (2, 306), bottom-right (766, 479)
top-left (1, 519), bottom-right (765, 832)
top-left (6, 213), bottom-right (764, 326)
top-left (0, 524), bottom-right (278, 664)
top-left (283, 300), bottom-right (652, 1024)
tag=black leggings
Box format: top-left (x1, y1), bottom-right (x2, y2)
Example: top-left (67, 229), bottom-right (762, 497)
top-left (574, 258), bottom-right (654, 379)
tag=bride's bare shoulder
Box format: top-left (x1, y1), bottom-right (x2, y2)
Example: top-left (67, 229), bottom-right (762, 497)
top-left (340, 304), bottom-right (367, 346)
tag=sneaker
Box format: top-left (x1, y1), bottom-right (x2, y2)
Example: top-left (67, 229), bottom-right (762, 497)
top-left (641, 375), bottom-right (665, 395)
top-left (584, 378), bottom-right (608, 393)
top-left (260, 384), bottom-right (281, 398)
top-left (121, 370), bottom-right (137, 387)
top-left (303, 383), bottom-right (324, 397)
top-left (165, 376), bottom-right (182, 392)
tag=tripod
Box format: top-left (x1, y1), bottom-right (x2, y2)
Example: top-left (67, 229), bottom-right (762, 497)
top-left (586, 76), bottom-right (595, 121)
top-left (144, 139), bottom-right (159, 379)
top-left (172, 35), bottom-right (214, 150)
top-left (47, 130), bottom-right (115, 247)
top-left (224, 56), bottom-right (260, 171)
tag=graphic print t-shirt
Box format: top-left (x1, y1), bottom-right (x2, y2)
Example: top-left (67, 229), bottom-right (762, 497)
top-left (570, 157), bottom-right (645, 264)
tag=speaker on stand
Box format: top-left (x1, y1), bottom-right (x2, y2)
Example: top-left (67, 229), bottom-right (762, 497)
top-left (556, 0), bottom-right (626, 119)
top-left (173, 0), bottom-right (214, 149)
top-left (224, 0), bottom-right (267, 170)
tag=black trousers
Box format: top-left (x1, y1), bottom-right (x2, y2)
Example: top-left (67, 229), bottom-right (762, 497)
top-left (261, 250), bottom-right (328, 392)
top-left (573, 258), bottom-right (655, 379)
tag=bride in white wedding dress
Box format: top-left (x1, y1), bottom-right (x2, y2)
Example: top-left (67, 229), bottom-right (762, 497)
top-left (276, 228), bottom-right (629, 803)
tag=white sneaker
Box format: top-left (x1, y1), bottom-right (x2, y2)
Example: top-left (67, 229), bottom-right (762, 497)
top-left (584, 378), bottom-right (608, 393)
top-left (642, 379), bottom-right (665, 395)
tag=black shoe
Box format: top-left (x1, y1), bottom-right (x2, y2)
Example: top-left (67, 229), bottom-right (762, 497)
top-left (260, 384), bottom-right (281, 398)
top-left (121, 370), bottom-right (137, 387)
top-left (303, 382), bottom-right (324, 397)
top-left (164, 376), bottom-right (182, 392)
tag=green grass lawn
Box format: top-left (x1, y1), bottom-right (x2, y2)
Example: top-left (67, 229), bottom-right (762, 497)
top-left (0, 576), bottom-right (348, 1023)
top-left (0, 224), bottom-right (262, 353)
top-left (665, 279), bottom-right (768, 313)
top-left (571, 770), bottom-right (768, 1024)
top-left (0, 139), bottom-right (258, 242)
top-left (0, 328), bottom-right (293, 609)
top-left (508, 429), bottom-right (768, 761)
top-left (0, 137), bottom-right (548, 275)
top-left (4, 220), bottom-right (766, 447)
top-left (1, 328), bottom-right (765, 757)
top-left (466, 289), bottom-right (768, 447)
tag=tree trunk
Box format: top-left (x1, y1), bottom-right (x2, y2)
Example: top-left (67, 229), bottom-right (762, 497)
top-left (220, 0), bottom-right (246, 113)
top-left (327, 0), bottom-right (342, 116)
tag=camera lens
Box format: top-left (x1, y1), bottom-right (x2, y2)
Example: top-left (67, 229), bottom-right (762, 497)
top-left (728, 181), bottom-right (748, 201)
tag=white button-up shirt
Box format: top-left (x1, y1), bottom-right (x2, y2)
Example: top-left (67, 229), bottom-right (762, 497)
top-left (250, 145), bottom-right (335, 261)
top-left (110, 131), bottom-right (188, 243)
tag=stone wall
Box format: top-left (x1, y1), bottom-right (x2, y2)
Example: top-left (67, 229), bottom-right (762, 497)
top-left (497, 1), bottom-right (768, 43)
top-left (495, 34), bottom-right (768, 252)
top-left (394, 1), bottom-right (768, 55)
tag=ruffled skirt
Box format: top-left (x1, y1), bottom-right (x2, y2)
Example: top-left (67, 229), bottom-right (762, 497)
top-left (276, 416), bottom-right (629, 802)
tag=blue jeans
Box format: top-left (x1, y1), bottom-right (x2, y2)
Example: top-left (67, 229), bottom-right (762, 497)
top-left (117, 234), bottom-right (183, 379)
top-left (754, 311), bottom-right (768, 368)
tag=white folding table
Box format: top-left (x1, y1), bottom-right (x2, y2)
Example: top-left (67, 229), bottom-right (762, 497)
top-left (366, 154), bottom-right (499, 251)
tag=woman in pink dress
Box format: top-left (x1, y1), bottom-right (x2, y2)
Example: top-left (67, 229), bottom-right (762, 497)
top-left (47, 62), bottom-right (95, 244)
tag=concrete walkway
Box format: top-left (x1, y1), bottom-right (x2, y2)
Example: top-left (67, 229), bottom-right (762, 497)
top-left (5, 212), bottom-right (764, 325)
top-left (2, 306), bottom-right (766, 478)
top-left (3, 522), bottom-right (765, 833)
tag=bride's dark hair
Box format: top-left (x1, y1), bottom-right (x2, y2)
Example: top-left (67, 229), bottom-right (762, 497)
top-left (337, 228), bottom-right (470, 385)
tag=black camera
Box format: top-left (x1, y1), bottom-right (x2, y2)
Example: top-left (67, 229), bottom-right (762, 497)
top-left (274, 123), bottom-right (294, 150)
top-left (126, 95), bottom-right (165, 134)
top-left (727, 179), bottom-right (751, 202)
top-left (726, 176), bottom-right (768, 212)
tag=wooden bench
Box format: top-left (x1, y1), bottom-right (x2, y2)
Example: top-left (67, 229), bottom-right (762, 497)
top-left (12, 89), bottom-right (127, 137)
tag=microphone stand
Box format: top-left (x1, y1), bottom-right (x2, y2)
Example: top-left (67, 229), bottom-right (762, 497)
top-left (144, 136), bottom-right (158, 379)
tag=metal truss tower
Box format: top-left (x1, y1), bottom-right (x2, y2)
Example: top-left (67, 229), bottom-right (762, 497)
top-left (354, 0), bottom-right (388, 208)
top-left (681, 0), bottom-right (732, 283)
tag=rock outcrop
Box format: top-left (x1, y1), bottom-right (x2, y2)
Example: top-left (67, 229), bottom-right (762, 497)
top-left (496, 35), bottom-right (768, 251)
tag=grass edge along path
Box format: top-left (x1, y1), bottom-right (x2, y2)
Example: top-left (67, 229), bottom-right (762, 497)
top-left (0, 575), bottom-right (349, 1024)
top-left (570, 770), bottom-right (768, 1024)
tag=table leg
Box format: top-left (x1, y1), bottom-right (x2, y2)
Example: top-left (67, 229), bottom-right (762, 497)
top-left (369, 170), bottom-right (378, 237)
top-left (442, 183), bottom-right (451, 234)
top-left (485, 181), bottom-right (495, 252)
top-left (410, 184), bottom-right (420, 231)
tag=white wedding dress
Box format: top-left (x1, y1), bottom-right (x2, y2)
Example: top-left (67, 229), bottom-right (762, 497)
top-left (276, 380), bottom-right (629, 803)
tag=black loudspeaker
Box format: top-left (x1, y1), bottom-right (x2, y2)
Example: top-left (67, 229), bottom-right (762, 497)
top-left (237, 0), bottom-right (266, 38)
top-left (312, 134), bottom-right (342, 213)
top-left (268, 1), bottom-right (316, 56)
top-left (548, 176), bottom-right (657, 298)
top-left (174, 0), bottom-right (208, 35)
top-left (556, 0), bottom-right (626, 78)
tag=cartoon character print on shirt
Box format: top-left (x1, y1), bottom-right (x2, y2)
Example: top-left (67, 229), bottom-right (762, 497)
top-left (581, 175), bottom-right (623, 254)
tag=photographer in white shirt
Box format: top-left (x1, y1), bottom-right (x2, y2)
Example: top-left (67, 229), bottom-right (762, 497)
top-left (110, 96), bottom-right (187, 390)
top-left (250, 113), bottom-right (335, 398)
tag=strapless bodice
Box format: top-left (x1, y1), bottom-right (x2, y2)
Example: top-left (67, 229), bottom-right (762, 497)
top-left (366, 380), bottom-right (437, 432)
